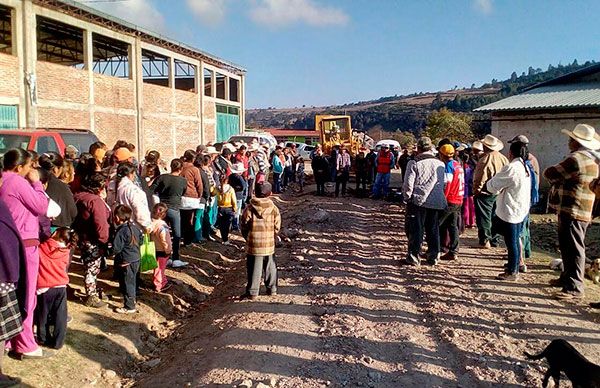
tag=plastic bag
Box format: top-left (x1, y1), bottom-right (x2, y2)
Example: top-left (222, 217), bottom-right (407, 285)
top-left (140, 234), bottom-right (158, 272)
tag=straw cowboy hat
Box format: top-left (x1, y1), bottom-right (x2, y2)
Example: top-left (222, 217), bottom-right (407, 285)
top-left (204, 146), bottom-right (219, 155)
top-left (248, 143), bottom-right (260, 152)
top-left (230, 162), bottom-right (247, 174)
top-left (223, 143), bottom-right (237, 152)
top-left (481, 134), bottom-right (503, 151)
top-left (472, 141), bottom-right (483, 152)
top-left (561, 124), bottom-right (600, 150)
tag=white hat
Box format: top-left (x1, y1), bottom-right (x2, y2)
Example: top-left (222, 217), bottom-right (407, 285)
top-left (481, 134), bottom-right (503, 152)
top-left (561, 124), bottom-right (600, 150)
top-left (204, 146), bottom-right (219, 155)
top-left (230, 162), bottom-right (246, 174)
top-left (223, 143), bottom-right (237, 152)
top-left (472, 141), bottom-right (483, 152)
top-left (249, 143), bottom-right (260, 151)
top-left (508, 135), bottom-right (530, 144)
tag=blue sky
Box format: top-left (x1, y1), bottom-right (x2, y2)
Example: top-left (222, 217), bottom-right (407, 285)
top-left (84, 0), bottom-right (600, 109)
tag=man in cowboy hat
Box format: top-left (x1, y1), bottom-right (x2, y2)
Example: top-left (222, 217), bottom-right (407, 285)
top-left (473, 134), bottom-right (509, 248)
top-left (544, 123), bottom-right (600, 299)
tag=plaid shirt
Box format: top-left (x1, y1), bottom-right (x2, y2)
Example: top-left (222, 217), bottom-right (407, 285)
top-left (241, 198), bottom-right (281, 256)
top-left (544, 150), bottom-right (599, 222)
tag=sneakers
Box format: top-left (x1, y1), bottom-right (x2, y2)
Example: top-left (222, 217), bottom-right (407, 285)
top-left (555, 290), bottom-right (583, 300)
top-left (503, 263), bottom-right (527, 273)
top-left (171, 260), bottom-right (188, 268)
top-left (496, 272), bottom-right (519, 281)
top-left (85, 295), bottom-right (107, 308)
top-left (266, 289), bottom-right (277, 296)
top-left (240, 293), bottom-right (257, 301)
top-left (166, 259), bottom-right (173, 267)
top-left (222, 241), bottom-right (233, 246)
top-left (207, 235), bottom-right (217, 242)
top-left (13, 347), bottom-right (55, 360)
top-left (115, 307), bottom-right (137, 314)
top-left (440, 252), bottom-right (457, 261)
top-left (481, 241), bottom-right (492, 249)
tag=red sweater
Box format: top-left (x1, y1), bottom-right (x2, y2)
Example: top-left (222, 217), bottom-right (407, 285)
top-left (38, 238), bottom-right (70, 289)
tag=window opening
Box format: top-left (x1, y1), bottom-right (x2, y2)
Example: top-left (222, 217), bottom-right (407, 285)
top-left (229, 78), bottom-right (239, 102)
top-left (216, 72), bottom-right (226, 99)
top-left (37, 16), bottom-right (84, 67)
top-left (142, 49), bottom-right (169, 87)
top-left (92, 33), bottom-right (130, 78)
top-left (0, 5), bottom-right (12, 55)
top-left (174, 59), bottom-right (196, 92)
top-left (204, 68), bottom-right (213, 97)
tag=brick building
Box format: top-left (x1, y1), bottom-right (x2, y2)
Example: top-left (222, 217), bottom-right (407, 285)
top-left (0, 0), bottom-right (246, 160)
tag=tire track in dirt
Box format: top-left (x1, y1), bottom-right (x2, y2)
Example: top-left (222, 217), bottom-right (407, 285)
top-left (137, 193), bottom-right (600, 387)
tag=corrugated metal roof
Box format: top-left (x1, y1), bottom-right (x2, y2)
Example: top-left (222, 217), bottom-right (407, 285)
top-left (474, 82), bottom-right (600, 112)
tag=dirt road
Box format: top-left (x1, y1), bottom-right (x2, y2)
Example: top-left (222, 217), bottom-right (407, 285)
top-left (138, 190), bottom-right (600, 387)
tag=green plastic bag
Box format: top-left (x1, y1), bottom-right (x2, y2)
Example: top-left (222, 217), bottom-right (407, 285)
top-left (140, 234), bottom-right (158, 272)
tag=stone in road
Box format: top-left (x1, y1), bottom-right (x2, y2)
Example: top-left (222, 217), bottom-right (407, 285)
top-left (138, 193), bottom-right (600, 387)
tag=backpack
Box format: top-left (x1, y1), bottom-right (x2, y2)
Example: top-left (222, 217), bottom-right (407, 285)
top-left (526, 160), bottom-right (539, 207)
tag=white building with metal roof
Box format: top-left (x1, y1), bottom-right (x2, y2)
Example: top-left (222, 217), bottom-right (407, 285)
top-left (475, 63), bottom-right (600, 188)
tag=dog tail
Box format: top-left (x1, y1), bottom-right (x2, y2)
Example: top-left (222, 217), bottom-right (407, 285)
top-left (524, 350), bottom-right (545, 360)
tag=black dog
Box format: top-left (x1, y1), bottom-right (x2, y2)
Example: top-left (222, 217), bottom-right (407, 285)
top-left (525, 339), bottom-right (600, 387)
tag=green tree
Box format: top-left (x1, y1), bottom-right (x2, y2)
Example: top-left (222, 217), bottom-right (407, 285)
top-left (392, 131), bottom-right (417, 148)
top-left (423, 108), bottom-right (474, 143)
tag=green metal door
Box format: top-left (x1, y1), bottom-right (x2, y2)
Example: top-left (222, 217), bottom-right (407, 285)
top-left (0, 105), bottom-right (18, 129)
top-left (216, 111), bottom-right (240, 142)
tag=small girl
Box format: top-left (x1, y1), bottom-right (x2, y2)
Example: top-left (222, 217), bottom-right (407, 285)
top-left (113, 205), bottom-right (142, 314)
top-left (149, 203), bottom-right (172, 292)
top-left (36, 227), bottom-right (75, 349)
top-left (215, 175), bottom-right (237, 246)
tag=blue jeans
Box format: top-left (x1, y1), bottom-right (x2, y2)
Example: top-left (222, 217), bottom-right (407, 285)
top-left (494, 216), bottom-right (523, 274)
top-left (232, 194), bottom-right (244, 230)
top-left (166, 208), bottom-right (182, 262)
top-left (273, 173), bottom-right (282, 193)
top-left (372, 173), bottom-right (390, 198)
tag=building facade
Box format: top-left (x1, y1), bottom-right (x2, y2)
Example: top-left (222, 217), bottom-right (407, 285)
top-left (0, 0), bottom-right (246, 159)
top-left (475, 64), bottom-right (600, 188)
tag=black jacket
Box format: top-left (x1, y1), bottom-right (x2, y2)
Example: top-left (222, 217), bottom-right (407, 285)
top-left (113, 222), bottom-right (142, 264)
top-left (45, 175), bottom-right (77, 228)
top-left (311, 155), bottom-right (330, 181)
top-left (199, 169), bottom-right (211, 202)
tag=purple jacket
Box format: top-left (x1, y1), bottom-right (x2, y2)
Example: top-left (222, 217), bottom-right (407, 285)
top-left (0, 171), bottom-right (49, 241)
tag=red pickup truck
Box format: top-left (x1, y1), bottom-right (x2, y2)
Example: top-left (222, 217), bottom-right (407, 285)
top-left (0, 129), bottom-right (99, 156)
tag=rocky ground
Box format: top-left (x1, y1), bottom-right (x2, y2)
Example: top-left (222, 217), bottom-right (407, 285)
top-left (7, 175), bottom-right (600, 387)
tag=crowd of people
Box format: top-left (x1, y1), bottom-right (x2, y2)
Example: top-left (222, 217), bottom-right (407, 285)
top-left (0, 123), bottom-right (599, 384)
top-left (0, 138), bottom-right (285, 384)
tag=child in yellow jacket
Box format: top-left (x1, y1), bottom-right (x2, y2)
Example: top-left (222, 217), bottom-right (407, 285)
top-left (215, 175), bottom-right (237, 245)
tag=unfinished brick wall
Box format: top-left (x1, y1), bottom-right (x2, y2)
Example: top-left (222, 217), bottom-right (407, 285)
top-left (94, 74), bottom-right (135, 110)
top-left (142, 116), bottom-right (173, 161)
top-left (0, 53), bottom-right (19, 98)
top-left (203, 100), bottom-right (216, 143)
top-left (174, 120), bottom-right (200, 156)
top-left (36, 61), bottom-right (89, 103)
top-left (143, 83), bottom-right (172, 114)
top-left (37, 107), bottom-right (89, 129)
top-left (175, 89), bottom-right (198, 117)
top-left (94, 112), bottom-right (136, 150)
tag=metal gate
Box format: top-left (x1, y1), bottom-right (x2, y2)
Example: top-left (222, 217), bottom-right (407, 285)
top-left (216, 105), bottom-right (240, 142)
top-left (0, 105), bottom-right (18, 129)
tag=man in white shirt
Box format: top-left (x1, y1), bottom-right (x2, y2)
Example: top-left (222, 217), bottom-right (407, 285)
top-left (485, 141), bottom-right (531, 281)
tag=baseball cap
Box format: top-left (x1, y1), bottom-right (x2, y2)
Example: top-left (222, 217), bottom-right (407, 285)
top-left (114, 147), bottom-right (133, 162)
top-left (417, 137), bottom-right (433, 150)
top-left (508, 135), bottom-right (530, 144)
top-left (439, 144), bottom-right (455, 157)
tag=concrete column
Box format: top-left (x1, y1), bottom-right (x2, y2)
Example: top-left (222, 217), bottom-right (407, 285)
top-left (21, 0), bottom-right (36, 128)
top-left (196, 62), bottom-right (203, 144)
top-left (84, 29), bottom-right (94, 132)
top-left (132, 37), bottom-right (143, 159)
top-left (240, 74), bottom-right (246, 133)
top-left (168, 57), bottom-right (175, 89)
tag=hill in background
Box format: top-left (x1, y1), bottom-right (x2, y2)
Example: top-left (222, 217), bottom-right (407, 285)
top-left (246, 60), bottom-right (595, 138)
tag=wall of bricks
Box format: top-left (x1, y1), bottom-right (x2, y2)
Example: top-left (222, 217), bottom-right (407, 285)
top-left (175, 89), bottom-right (198, 118)
top-left (36, 61), bottom-right (89, 104)
top-left (142, 116), bottom-right (174, 161)
top-left (37, 107), bottom-right (89, 129)
top-left (94, 112), bottom-right (137, 150)
top-left (174, 120), bottom-right (201, 157)
top-left (143, 83), bottom-right (173, 115)
top-left (203, 100), bottom-right (216, 143)
top-left (94, 73), bottom-right (135, 110)
top-left (0, 53), bottom-right (19, 98)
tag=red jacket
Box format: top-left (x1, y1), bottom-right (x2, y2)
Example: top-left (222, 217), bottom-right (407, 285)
top-left (73, 191), bottom-right (111, 244)
top-left (38, 238), bottom-right (69, 289)
top-left (376, 151), bottom-right (393, 174)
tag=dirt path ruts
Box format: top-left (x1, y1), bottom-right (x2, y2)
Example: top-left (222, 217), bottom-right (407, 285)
top-left (138, 194), bottom-right (600, 387)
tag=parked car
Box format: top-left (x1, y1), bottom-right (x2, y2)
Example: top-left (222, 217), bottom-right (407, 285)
top-left (285, 141), bottom-right (315, 160)
top-left (227, 132), bottom-right (277, 153)
top-left (0, 128), bottom-right (100, 157)
top-left (375, 139), bottom-right (401, 151)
